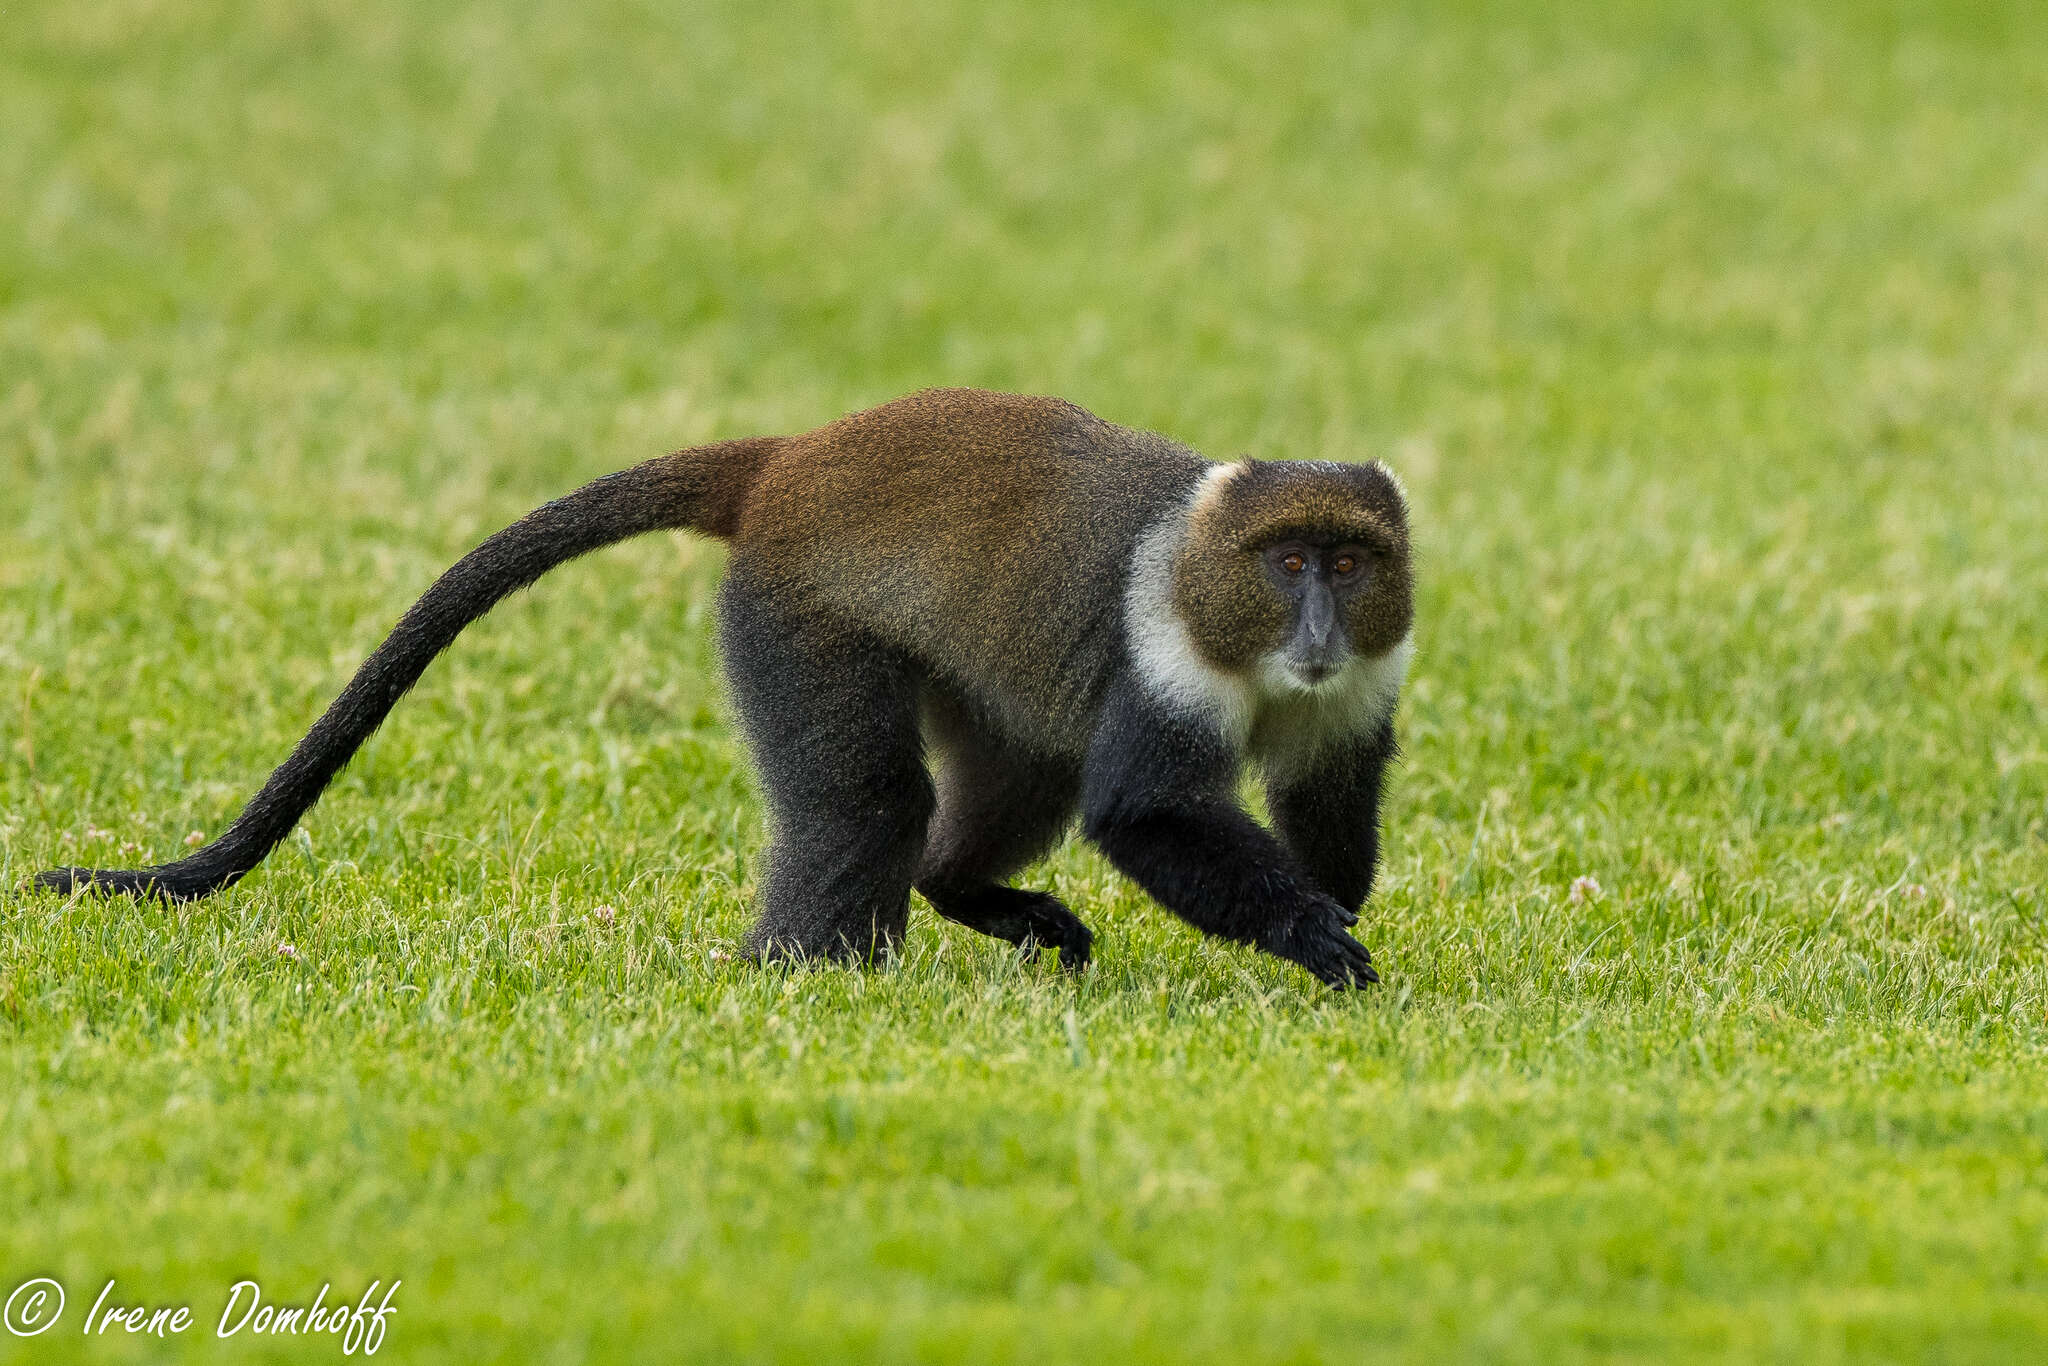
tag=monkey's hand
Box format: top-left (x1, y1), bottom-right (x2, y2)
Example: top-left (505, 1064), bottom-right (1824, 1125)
top-left (1262, 896), bottom-right (1378, 988)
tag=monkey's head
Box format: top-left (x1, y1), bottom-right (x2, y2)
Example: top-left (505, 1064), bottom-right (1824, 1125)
top-left (1171, 459), bottom-right (1413, 690)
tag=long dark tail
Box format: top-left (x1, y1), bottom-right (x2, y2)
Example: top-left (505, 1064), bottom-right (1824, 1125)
top-left (36, 436), bottom-right (779, 902)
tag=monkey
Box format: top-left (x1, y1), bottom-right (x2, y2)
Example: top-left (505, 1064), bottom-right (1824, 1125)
top-left (34, 388), bottom-right (1414, 988)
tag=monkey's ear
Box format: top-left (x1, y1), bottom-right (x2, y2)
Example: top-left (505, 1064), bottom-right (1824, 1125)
top-left (1347, 460), bottom-right (1410, 513)
top-left (1363, 458), bottom-right (1408, 490)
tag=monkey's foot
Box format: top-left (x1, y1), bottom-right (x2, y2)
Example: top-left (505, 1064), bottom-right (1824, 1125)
top-left (1262, 896), bottom-right (1377, 988)
top-left (927, 886), bottom-right (1093, 974)
top-left (746, 917), bottom-right (904, 970)
top-left (1008, 891), bottom-right (1094, 974)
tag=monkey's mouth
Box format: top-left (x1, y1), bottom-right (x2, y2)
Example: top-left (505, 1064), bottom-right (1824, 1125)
top-left (1264, 652), bottom-right (1351, 694)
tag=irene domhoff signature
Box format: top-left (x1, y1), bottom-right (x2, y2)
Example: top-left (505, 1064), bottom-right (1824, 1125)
top-left (5, 1276), bottom-right (399, 1354)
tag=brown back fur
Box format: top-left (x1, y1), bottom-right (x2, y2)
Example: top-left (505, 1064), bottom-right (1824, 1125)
top-left (721, 388), bottom-right (1204, 741)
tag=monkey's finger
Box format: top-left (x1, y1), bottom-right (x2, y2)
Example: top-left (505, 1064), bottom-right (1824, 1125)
top-left (1319, 929), bottom-right (1378, 988)
top-left (1342, 936), bottom-right (1380, 986)
top-left (1311, 961), bottom-right (1362, 989)
top-left (1321, 962), bottom-right (1378, 989)
top-left (1298, 941), bottom-right (1358, 988)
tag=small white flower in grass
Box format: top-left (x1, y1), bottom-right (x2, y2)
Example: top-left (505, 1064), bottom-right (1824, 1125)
top-left (707, 948), bottom-right (730, 963)
top-left (119, 841), bottom-right (139, 855)
top-left (1904, 884), bottom-right (1929, 901)
top-left (276, 941), bottom-right (302, 962)
top-left (1569, 875), bottom-right (1603, 905)
top-left (184, 831), bottom-right (206, 847)
top-left (593, 904), bottom-right (616, 925)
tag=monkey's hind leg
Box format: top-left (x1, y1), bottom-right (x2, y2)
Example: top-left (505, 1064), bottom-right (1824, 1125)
top-left (915, 703), bottom-right (1091, 972)
top-left (720, 579), bottom-right (934, 967)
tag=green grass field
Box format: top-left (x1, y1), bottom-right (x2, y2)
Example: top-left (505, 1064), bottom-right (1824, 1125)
top-left (5, 0), bottom-right (2048, 1360)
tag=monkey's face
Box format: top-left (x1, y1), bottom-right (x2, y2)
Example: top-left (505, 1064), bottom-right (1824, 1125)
top-left (1171, 460), bottom-right (1414, 689)
top-left (1256, 537), bottom-right (1381, 689)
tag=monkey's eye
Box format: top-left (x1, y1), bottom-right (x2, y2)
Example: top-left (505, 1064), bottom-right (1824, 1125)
top-left (1332, 554), bottom-right (1358, 577)
top-left (1280, 551), bottom-right (1307, 575)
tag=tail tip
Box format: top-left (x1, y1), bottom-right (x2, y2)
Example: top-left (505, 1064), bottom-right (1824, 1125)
top-left (32, 866), bottom-right (174, 900)
top-left (34, 867), bottom-right (86, 895)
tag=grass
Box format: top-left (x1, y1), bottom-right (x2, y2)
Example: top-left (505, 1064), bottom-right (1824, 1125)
top-left (4, 0), bottom-right (2047, 1359)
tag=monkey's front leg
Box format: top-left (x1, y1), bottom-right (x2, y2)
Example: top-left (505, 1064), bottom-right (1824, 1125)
top-left (1079, 681), bottom-right (1378, 988)
top-left (1266, 718), bottom-right (1397, 916)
